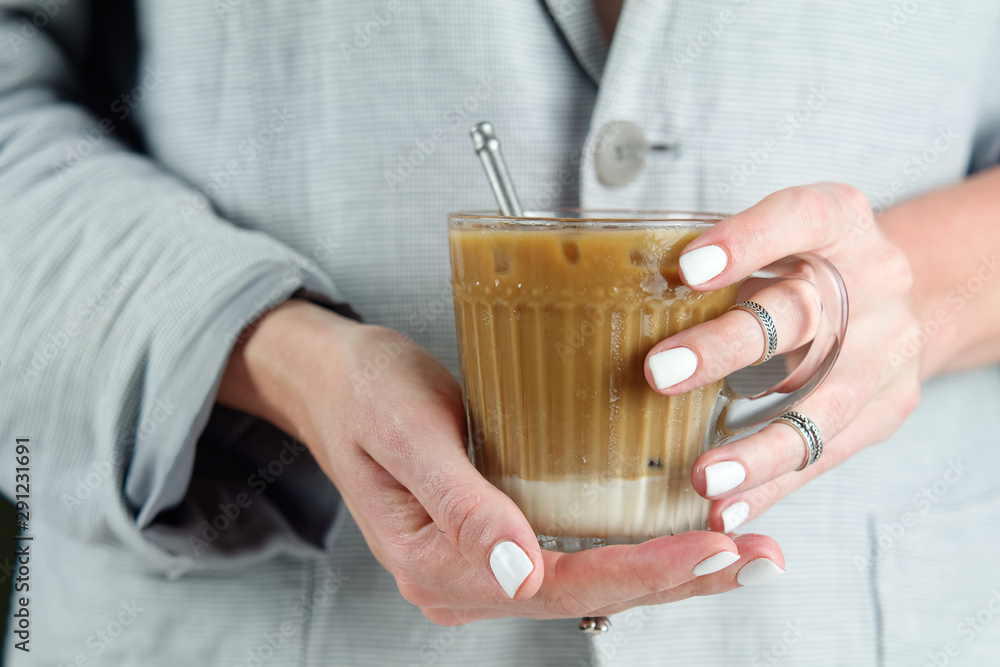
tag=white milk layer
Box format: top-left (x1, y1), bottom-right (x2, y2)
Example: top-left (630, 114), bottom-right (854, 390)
top-left (494, 475), bottom-right (709, 541)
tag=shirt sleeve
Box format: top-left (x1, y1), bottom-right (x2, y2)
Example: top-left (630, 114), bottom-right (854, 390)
top-left (970, 13), bottom-right (1000, 171)
top-left (0, 5), bottom-right (345, 572)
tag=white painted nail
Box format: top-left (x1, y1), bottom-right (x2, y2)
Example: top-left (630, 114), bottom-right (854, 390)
top-left (721, 501), bottom-right (751, 533)
top-left (679, 245), bottom-right (728, 286)
top-left (648, 347), bottom-right (698, 390)
top-left (704, 461), bottom-right (746, 496)
top-left (489, 540), bottom-right (534, 599)
top-left (736, 558), bottom-right (785, 586)
top-left (692, 550), bottom-right (741, 577)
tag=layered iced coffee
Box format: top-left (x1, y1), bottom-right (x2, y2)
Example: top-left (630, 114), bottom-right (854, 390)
top-left (449, 214), bottom-right (739, 549)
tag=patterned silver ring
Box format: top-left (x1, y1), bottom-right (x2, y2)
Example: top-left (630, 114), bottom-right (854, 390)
top-left (773, 411), bottom-right (823, 471)
top-left (729, 300), bottom-right (778, 366)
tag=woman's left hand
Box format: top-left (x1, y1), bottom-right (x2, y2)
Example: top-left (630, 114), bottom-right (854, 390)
top-left (643, 182), bottom-right (922, 533)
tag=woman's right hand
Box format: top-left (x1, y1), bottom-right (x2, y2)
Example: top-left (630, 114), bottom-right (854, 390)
top-left (218, 298), bottom-right (786, 625)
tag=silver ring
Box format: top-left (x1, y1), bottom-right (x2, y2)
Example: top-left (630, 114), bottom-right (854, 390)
top-left (728, 301), bottom-right (778, 366)
top-left (773, 411), bottom-right (823, 471)
top-left (579, 616), bottom-right (611, 634)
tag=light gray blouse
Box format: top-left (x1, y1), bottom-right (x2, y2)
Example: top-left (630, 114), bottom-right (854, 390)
top-left (2, 0), bottom-right (999, 665)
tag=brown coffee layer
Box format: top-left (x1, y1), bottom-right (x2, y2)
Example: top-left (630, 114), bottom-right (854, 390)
top-left (450, 225), bottom-right (738, 484)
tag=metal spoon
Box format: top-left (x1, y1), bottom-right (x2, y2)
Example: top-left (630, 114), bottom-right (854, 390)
top-left (470, 122), bottom-right (524, 217)
top-left (468, 122), bottom-right (611, 636)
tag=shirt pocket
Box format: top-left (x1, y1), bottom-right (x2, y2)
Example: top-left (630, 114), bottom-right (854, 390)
top-left (873, 489), bottom-right (1000, 666)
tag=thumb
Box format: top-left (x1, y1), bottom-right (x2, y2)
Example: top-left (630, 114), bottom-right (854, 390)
top-left (428, 458), bottom-right (543, 600)
top-left (367, 404), bottom-right (543, 601)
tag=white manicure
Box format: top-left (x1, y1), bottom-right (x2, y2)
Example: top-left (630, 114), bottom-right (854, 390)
top-left (489, 540), bottom-right (534, 599)
top-left (649, 347), bottom-right (698, 390)
top-left (679, 245), bottom-right (728, 285)
top-left (692, 550), bottom-right (741, 577)
top-left (704, 461), bottom-right (746, 496)
top-left (721, 501), bottom-right (751, 533)
top-left (736, 558), bottom-right (785, 586)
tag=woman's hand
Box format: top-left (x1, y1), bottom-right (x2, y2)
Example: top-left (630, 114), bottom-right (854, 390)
top-left (219, 299), bottom-right (785, 625)
top-left (644, 183), bottom-right (922, 533)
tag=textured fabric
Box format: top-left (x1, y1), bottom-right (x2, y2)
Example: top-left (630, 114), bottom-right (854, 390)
top-left (1, 0), bottom-right (999, 665)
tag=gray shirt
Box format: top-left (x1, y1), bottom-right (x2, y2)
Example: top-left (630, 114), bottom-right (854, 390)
top-left (2, 1), bottom-right (1000, 665)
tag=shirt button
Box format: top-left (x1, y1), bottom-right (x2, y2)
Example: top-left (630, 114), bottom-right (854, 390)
top-left (594, 121), bottom-right (649, 187)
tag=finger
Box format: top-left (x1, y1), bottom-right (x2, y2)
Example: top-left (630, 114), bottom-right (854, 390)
top-left (690, 353), bottom-right (880, 500)
top-left (360, 398), bottom-right (544, 602)
top-left (326, 444), bottom-right (514, 612)
top-left (524, 530), bottom-right (738, 618)
top-left (407, 530), bottom-right (738, 619)
top-left (645, 278), bottom-right (821, 393)
top-left (586, 533), bottom-right (785, 616)
top-left (701, 372), bottom-right (919, 513)
top-left (676, 183), bottom-right (868, 289)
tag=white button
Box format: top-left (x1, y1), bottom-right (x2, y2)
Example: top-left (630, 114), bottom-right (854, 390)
top-left (594, 121), bottom-right (649, 187)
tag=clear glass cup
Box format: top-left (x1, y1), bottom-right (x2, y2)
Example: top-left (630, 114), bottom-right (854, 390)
top-left (448, 210), bottom-right (847, 552)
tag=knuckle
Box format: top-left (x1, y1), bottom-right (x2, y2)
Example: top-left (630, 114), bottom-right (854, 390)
top-left (830, 182), bottom-right (872, 217)
top-left (778, 279), bottom-right (822, 347)
top-left (622, 550), bottom-right (682, 596)
top-left (723, 213), bottom-right (770, 266)
top-left (396, 575), bottom-right (438, 608)
top-left (900, 382), bottom-right (922, 417)
top-left (789, 185), bottom-right (833, 232)
top-left (437, 487), bottom-right (488, 551)
top-left (545, 588), bottom-right (592, 617)
top-left (419, 607), bottom-right (468, 627)
top-left (818, 382), bottom-right (857, 435)
top-left (881, 246), bottom-right (914, 295)
top-left (715, 319), bottom-right (756, 367)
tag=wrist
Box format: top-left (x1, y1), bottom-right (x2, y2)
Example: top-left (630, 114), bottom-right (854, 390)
top-left (217, 298), bottom-right (360, 444)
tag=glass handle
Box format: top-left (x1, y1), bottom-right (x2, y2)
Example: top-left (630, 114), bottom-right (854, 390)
top-left (717, 252), bottom-right (849, 436)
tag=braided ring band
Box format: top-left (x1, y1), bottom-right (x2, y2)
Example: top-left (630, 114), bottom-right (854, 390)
top-left (773, 411), bottom-right (823, 471)
top-left (728, 300), bottom-right (778, 366)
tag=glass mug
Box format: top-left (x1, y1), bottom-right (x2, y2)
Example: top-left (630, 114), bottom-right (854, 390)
top-left (448, 211), bottom-right (847, 552)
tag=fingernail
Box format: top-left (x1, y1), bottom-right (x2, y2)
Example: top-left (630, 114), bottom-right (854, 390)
top-left (692, 550), bottom-right (741, 577)
top-left (736, 558), bottom-right (785, 586)
top-left (721, 501), bottom-right (751, 533)
top-left (489, 540), bottom-right (533, 599)
top-left (679, 245), bottom-right (728, 286)
top-left (649, 347), bottom-right (698, 390)
top-left (704, 461), bottom-right (746, 496)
